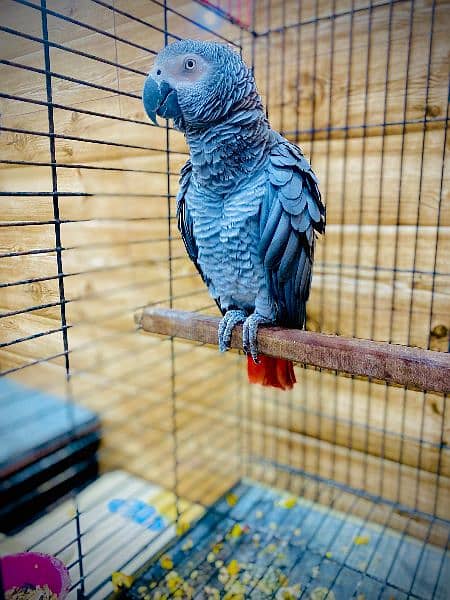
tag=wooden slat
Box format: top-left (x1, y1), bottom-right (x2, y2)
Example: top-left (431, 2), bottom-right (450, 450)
top-left (137, 308), bottom-right (450, 394)
top-left (2, 130), bottom-right (447, 228)
top-left (245, 421), bottom-right (450, 522)
top-left (252, 0), bottom-right (449, 139)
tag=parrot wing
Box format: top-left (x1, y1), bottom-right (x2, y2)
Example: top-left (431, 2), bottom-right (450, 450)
top-left (176, 159), bottom-right (224, 315)
top-left (259, 140), bottom-right (325, 328)
top-left (176, 160), bottom-right (198, 266)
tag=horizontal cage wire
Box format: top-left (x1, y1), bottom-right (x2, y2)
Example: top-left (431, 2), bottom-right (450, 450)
top-left (0, 0), bottom-right (448, 599)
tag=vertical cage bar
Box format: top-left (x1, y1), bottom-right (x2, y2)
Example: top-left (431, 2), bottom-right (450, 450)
top-left (39, 0), bottom-right (85, 596)
top-left (163, 0), bottom-right (180, 524)
top-left (409, 0), bottom-right (436, 517)
top-left (370, 0), bottom-right (393, 506)
top-left (322, 0), bottom-right (337, 491)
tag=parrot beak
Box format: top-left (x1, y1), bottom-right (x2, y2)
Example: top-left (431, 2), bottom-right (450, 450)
top-left (142, 75), bottom-right (182, 126)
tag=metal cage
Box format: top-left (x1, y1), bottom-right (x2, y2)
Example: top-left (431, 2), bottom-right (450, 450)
top-left (0, 0), bottom-right (448, 598)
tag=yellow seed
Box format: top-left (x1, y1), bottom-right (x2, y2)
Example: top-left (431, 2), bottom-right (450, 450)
top-left (229, 523), bottom-right (245, 538)
top-left (294, 528), bottom-right (301, 536)
top-left (111, 571), bottom-right (134, 591)
top-left (226, 580), bottom-right (246, 596)
top-left (218, 571), bottom-right (229, 584)
top-left (160, 554), bottom-right (174, 570)
top-left (166, 571), bottom-right (181, 585)
top-left (277, 585), bottom-right (302, 600)
top-left (309, 588), bottom-right (335, 600)
top-left (227, 559), bottom-right (241, 576)
top-left (212, 542), bottom-right (223, 554)
top-left (167, 577), bottom-right (179, 593)
top-left (280, 496), bottom-right (297, 509)
top-left (258, 581), bottom-right (272, 593)
top-left (176, 519), bottom-right (190, 536)
top-left (354, 535), bottom-right (370, 546)
top-left (182, 538), bottom-right (194, 552)
top-left (325, 551), bottom-right (333, 559)
top-left (311, 565), bottom-right (320, 578)
top-left (204, 586), bottom-right (220, 600)
top-left (226, 493), bottom-right (238, 506)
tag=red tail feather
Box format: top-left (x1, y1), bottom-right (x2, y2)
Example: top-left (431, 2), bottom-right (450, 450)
top-left (247, 355), bottom-right (296, 390)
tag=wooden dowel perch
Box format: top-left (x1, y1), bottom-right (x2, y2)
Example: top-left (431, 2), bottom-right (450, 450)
top-left (136, 308), bottom-right (450, 394)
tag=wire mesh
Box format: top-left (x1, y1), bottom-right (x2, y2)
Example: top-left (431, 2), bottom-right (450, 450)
top-left (0, 0), bottom-right (448, 598)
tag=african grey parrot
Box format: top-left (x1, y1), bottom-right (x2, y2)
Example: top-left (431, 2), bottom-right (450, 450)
top-left (142, 39), bottom-right (325, 390)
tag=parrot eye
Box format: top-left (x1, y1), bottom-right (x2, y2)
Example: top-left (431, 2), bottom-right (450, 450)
top-left (184, 58), bottom-right (196, 71)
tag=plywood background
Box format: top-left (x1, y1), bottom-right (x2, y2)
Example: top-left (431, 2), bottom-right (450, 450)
top-left (0, 0), bottom-right (448, 536)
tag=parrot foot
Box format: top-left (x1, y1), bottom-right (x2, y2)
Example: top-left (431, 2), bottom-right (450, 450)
top-left (243, 313), bottom-right (274, 363)
top-left (218, 310), bottom-right (247, 352)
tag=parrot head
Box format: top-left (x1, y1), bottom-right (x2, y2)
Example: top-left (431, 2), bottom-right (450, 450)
top-left (142, 39), bottom-right (259, 129)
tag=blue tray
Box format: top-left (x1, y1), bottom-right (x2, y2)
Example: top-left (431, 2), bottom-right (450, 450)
top-left (126, 479), bottom-right (449, 599)
top-left (0, 378), bottom-right (100, 478)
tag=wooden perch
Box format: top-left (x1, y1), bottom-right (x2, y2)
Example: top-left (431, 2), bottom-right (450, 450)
top-left (136, 308), bottom-right (450, 394)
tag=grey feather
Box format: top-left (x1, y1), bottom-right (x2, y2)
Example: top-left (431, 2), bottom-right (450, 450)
top-left (300, 257), bottom-right (312, 295)
top-left (269, 166), bottom-right (293, 186)
top-left (291, 209), bottom-right (311, 232)
top-left (280, 171), bottom-right (303, 201)
top-left (278, 230), bottom-right (300, 282)
top-left (294, 250), bottom-right (308, 291)
top-left (264, 211), bottom-right (290, 268)
top-left (260, 140), bottom-right (325, 327)
top-left (307, 194), bottom-right (321, 223)
top-left (258, 199), bottom-right (283, 256)
top-left (270, 154), bottom-right (297, 167)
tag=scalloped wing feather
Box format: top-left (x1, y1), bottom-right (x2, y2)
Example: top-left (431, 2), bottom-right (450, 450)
top-left (259, 141), bottom-right (325, 327)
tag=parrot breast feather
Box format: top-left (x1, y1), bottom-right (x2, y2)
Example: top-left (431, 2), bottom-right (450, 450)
top-left (176, 159), bottom-right (224, 314)
top-left (258, 141), bottom-right (325, 328)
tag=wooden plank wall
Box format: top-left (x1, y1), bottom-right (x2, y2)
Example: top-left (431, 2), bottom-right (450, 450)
top-left (0, 0), bottom-right (448, 538)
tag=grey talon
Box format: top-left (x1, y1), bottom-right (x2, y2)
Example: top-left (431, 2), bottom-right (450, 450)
top-left (218, 309), bottom-right (246, 353)
top-left (242, 313), bottom-right (274, 364)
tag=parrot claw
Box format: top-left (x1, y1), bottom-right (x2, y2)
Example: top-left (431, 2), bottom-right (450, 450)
top-left (243, 313), bottom-right (273, 364)
top-left (218, 310), bottom-right (247, 352)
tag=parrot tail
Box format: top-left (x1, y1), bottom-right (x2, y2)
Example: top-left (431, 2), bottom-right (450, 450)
top-left (247, 355), bottom-right (296, 390)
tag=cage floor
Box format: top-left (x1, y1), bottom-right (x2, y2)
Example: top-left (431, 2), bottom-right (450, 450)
top-left (125, 479), bottom-right (448, 600)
